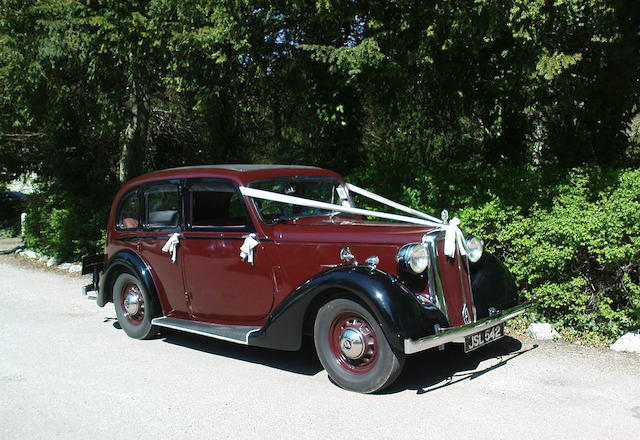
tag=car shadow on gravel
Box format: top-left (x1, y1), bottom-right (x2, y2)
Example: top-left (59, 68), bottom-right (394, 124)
top-left (383, 336), bottom-right (538, 395)
top-left (114, 320), bottom-right (535, 391)
top-left (160, 329), bottom-right (324, 376)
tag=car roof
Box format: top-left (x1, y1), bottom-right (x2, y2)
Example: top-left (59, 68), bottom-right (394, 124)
top-left (0, 190), bottom-right (27, 201)
top-left (121, 164), bottom-right (344, 190)
top-left (165, 164), bottom-right (323, 172)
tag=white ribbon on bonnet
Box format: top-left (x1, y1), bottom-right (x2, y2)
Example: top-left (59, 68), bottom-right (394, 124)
top-left (239, 184), bottom-right (468, 259)
top-left (443, 217), bottom-right (467, 258)
top-left (346, 183), bottom-right (467, 258)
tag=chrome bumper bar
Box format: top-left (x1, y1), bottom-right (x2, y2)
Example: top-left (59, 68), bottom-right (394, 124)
top-left (403, 302), bottom-right (532, 354)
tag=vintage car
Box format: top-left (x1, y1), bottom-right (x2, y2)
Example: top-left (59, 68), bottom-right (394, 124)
top-left (82, 164), bottom-right (529, 393)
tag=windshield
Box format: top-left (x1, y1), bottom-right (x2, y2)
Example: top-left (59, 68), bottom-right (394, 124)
top-left (249, 177), bottom-right (354, 223)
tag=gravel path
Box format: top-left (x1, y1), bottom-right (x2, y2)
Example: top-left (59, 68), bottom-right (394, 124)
top-left (1, 255), bottom-right (638, 439)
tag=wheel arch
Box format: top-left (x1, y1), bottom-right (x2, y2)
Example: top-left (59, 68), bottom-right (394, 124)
top-left (470, 252), bottom-right (519, 319)
top-left (302, 287), bottom-right (367, 335)
top-left (98, 250), bottom-right (160, 313)
top-left (249, 266), bottom-right (448, 353)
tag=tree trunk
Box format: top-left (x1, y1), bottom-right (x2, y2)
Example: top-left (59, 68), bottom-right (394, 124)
top-left (119, 81), bottom-right (149, 183)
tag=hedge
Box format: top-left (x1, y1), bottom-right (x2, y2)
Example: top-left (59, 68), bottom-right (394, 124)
top-left (403, 165), bottom-right (640, 342)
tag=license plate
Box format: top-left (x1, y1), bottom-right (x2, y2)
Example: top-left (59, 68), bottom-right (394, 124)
top-left (464, 323), bottom-right (504, 353)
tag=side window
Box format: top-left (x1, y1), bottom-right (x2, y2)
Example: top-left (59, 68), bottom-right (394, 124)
top-left (117, 191), bottom-right (140, 230)
top-left (144, 184), bottom-right (180, 228)
top-left (189, 181), bottom-right (249, 228)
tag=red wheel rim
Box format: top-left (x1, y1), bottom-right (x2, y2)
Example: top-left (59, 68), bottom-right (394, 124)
top-left (329, 314), bottom-right (378, 374)
top-left (120, 282), bottom-right (145, 326)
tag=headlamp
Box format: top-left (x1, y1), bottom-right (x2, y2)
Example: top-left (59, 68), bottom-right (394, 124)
top-left (465, 236), bottom-right (484, 263)
top-left (396, 243), bottom-right (430, 274)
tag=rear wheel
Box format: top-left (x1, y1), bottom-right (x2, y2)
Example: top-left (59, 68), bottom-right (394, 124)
top-left (314, 298), bottom-right (404, 393)
top-left (112, 272), bottom-right (159, 340)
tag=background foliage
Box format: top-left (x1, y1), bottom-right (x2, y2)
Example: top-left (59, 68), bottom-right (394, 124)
top-left (1, 0), bottom-right (639, 340)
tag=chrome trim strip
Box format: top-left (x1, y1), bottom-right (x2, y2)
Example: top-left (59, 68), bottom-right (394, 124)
top-left (152, 317), bottom-right (261, 345)
top-left (457, 249), bottom-right (473, 323)
top-left (403, 302), bottom-right (532, 354)
top-left (423, 232), bottom-right (447, 317)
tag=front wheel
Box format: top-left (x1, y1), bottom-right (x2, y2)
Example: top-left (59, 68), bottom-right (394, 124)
top-left (112, 272), bottom-right (160, 340)
top-left (314, 298), bottom-right (405, 393)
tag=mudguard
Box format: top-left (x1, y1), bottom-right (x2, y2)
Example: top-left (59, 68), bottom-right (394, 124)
top-left (97, 250), bottom-right (157, 308)
top-left (470, 252), bottom-right (519, 319)
top-left (248, 265), bottom-right (449, 352)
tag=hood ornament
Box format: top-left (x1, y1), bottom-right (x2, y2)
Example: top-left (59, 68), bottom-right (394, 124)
top-left (364, 256), bottom-right (379, 270)
top-left (441, 209), bottom-right (449, 224)
top-left (340, 246), bottom-right (355, 263)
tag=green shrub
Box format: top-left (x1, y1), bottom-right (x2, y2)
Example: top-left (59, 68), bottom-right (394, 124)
top-left (23, 191), bottom-right (109, 262)
top-left (0, 221), bottom-right (20, 238)
top-left (401, 166), bottom-right (640, 342)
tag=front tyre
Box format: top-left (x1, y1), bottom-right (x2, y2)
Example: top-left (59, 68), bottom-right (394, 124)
top-left (314, 298), bottom-right (405, 393)
top-left (112, 272), bottom-right (159, 340)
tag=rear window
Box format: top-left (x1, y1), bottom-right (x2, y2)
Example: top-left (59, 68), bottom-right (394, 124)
top-left (144, 184), bottom-right (180, 228)
top-left (117, 192), bottom-right (140, 230)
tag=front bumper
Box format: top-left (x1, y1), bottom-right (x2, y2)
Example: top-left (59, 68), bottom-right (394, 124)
top-left (403, 301), bottom-right (532, 354)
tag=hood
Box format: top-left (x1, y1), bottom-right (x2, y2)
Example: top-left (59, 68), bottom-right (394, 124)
top-left (267, 216), bottom-right (438, 245)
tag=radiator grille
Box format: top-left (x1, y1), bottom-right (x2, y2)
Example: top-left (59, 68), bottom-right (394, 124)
top-left (435, 240), bottom-right (475, 327)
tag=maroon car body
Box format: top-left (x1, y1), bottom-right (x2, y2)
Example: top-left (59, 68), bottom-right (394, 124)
top-left (83, 164), bottom-right (528, 393)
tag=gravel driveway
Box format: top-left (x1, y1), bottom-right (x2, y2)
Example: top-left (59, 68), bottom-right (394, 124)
top-left (1, 255), bottom-right (638, 439)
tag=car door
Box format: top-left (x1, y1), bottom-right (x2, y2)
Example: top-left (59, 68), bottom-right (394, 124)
top-left (137, 180), bottom-right (191, 319)
top-left (180, 178), bottom-right (274, 322)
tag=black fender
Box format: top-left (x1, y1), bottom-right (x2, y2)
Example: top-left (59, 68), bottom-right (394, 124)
top-left (470, 252), bottom-right (518, 319)
top-left (97, 250), bottom-right (158, 309)
top-left (248, 265), bottom-right (449, 352)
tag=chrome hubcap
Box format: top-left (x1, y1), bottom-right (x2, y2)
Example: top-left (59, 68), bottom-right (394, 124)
top-left (124, 293), bottom-right (141, 315)
top-left (339, 328), bottom-right (365, 359)
top-left (123, 286), bottom-right (143, 318)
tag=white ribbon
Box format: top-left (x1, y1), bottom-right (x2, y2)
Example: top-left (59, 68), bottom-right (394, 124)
top-left (161, 233), bottom-right (181, 263)
top-left (240, 186), bottom-right (441, 227)
top-left (240, 234), bottom-right (260, 265)
top-left (443, 217), bottom-right (466, 258)
top-left (239, 186), bottom-right (468, 259)
top-left (346, 183), bottom-right (442, 223)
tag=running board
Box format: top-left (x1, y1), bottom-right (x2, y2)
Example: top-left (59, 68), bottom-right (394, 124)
top-left (152, 317), bottom-right (260, 345)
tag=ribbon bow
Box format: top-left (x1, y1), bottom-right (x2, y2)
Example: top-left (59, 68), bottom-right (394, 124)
top-left (161, 233), bottom-right (181, 263)
top-left (240, 234), bottom-right (260, 265)
top-left (443, 217), bottom-right (467, 259)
